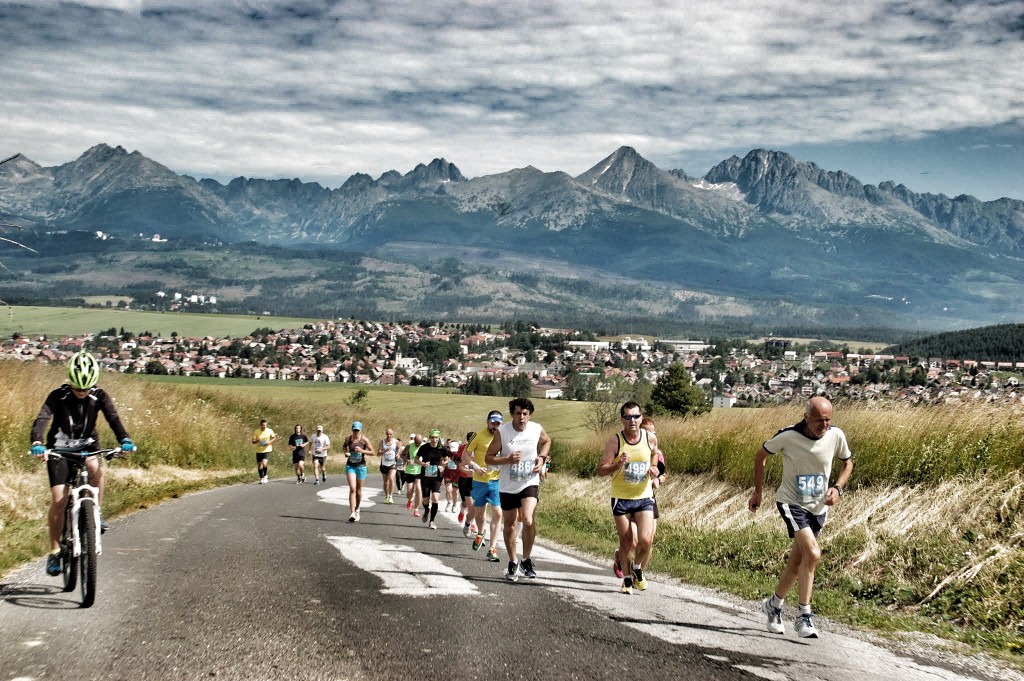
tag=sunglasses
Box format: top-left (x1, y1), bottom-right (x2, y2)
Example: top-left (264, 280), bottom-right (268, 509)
top-left (622, 414), bottom-right (642, 420)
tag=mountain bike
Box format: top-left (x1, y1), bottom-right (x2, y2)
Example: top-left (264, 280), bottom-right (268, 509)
top-left (45, 445), bottom-right (123, 608)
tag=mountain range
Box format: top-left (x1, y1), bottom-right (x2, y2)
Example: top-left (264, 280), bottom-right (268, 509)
top-left (1, 143), bottom-right (1023, 331)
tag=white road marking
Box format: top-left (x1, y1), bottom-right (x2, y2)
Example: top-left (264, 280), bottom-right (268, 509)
top-left (547, 574), bottom-right (991, 681)
top-left (316, 485), bottom-right (376, 509)
top-left (325, 535), bottom-right (479, 597)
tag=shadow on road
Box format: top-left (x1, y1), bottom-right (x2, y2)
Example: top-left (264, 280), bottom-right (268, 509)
top-left (0, 582), bottom-right (81, 610)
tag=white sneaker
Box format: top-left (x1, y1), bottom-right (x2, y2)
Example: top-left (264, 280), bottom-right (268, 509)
top-left (429, 521), bottom-right (437, 529)
top-left (348, 513), bottom-right (356, 523)
top-left (761, 597), bottom-right (785, 634)
top-left (462, 523), bottom-right (472, 537)
top-left (795, 613), bottom-right (819, 639)
top-left (354, 509), bottom-right (361, 522)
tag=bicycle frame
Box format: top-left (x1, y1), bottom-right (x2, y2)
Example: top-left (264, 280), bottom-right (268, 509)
top-left (65, 464), bottom-right (102, 559)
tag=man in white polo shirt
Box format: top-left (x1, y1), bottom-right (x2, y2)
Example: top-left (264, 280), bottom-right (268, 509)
top-left (748, 396), bottom-right (854, 639)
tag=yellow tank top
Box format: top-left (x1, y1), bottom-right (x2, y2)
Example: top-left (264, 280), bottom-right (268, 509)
top-left (610, 430), bottom-right (654, 500)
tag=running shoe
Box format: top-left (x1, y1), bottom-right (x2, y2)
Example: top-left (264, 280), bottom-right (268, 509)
top-left (321, 474), bottom-right (326, 482)
top-left (354, 509), bottom-right (361, 522)
top-left (45, 551), bottom-right (61, 576)
top-left (296, 478), bottom-right (302, 484)
top-left (421, 508), bottom-right (430, 523)
top-left (348, 513), bottom-right (356, 523)
top-left (613, 549), bottom-right (623, 578)
top-left (429, 521), bottom-right (437, 530)
top-left (457, 509), bottom-right (466, 523)
top-left (631, 565), bottom-right (648, 591)
top-left (462, 523), bottom-right (472, 537)
top-left (100, 520), bottom-right (109, 534)
top-left (413, 509), bottom-right (421, 517)
top-left (795, 613), bottom-right (819, 639)
top-left (761, 597), bottom-right (785, 635)
top-left (505, 561), bottom-right (519, 582)
top-left (445, 503), bottom-right (452, 512)
top-left (300, 475), bottom-right (306, 483)
top-left (407, 500), bottom-right (413, 510)
top-left (386, 495), bottom-right (393, 504)
top-left (470, 522), bottom-right (477, 534)
top-left (472, 533), bottom-right (485, 551)
top-left (314, 480), bottom-right (320, 486)
top-left (620, 577), bottom-right (633, 595)
top-left (520, 558), bottom-right (537, 579)
top-left (486, 548), bottom-right (500, 562)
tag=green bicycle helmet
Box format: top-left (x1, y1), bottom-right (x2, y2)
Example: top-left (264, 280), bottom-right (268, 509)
top-left (66, 350), bottom-right (100, 389)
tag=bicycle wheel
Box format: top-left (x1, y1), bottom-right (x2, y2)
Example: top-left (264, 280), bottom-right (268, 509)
top-left (78, 496), bottom-right (98, 608)
top-left (61, 499), bottom-right (78, 593)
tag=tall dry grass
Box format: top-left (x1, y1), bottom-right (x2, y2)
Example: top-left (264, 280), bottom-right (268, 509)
top-left (550, 400), bottom-right (1024, 653)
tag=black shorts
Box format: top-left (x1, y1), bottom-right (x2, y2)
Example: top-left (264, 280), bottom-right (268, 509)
top-left (420, 475), bottom-right (443, 495)
top-left (653, 496), bottom-right (660, 520)
top-left (499, 485), bottom-right (540, 511)
top-left (458, 476), bottom-right (474, 499)
top-left (46, 455), bottom-right (87, 488)
top-left (292, 452), bottom-right (306, 464)
top-left (610, 497), bottom-right (656, 517)
top-left (777, 502), bottom-right (828, 538)
top-left (380, 464), bottom-right (395, 475)
top-left (256, 452), bottom-right (270, 464)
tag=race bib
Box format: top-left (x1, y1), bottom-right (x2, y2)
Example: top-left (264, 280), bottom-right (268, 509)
top-left (382, 451), bottom-right (396, 466)
top-left (349, 452), bottom-right (363, 464)
top-left (510, 458), bottom-right (535, 482)
top-left (425, 464), bottom-right (439, 477)
top-left (796, 474), bottom-right (826, 503)
top-left (624, 461), bottom-right (649, 484)
top-left (446, 460), bottom-right (459, 470)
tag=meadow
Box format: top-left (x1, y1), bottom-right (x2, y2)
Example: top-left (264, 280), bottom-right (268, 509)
top-left (3, 359), bottom-right (1024, 662)
top-left (0, 305), bottom-right (321, 339)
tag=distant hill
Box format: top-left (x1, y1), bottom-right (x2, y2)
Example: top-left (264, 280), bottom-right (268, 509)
top-left (883, 324), bottom-right (1024, 362)
top-left (2, 143), bottom-right (1023, 330)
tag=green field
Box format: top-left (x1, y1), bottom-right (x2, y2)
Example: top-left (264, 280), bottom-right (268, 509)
top-left (142, 375), bottom-right (596, 444)
top-left (0, 305), bottom-right (324, 339)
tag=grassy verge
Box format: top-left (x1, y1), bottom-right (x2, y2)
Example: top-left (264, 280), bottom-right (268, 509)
top-left (538, 472), bottom-right (1024, 662)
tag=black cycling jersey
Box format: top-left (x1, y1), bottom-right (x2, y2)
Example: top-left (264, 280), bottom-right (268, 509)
top-left (31, 384), bottom-right (130, 449)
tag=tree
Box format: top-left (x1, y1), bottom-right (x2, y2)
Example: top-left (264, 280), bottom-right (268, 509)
top-left (651, 363), bottom-right (709, 417)
top-left (347, 388), bottom-right (370, 409)
top-left (144, 360), bottom-right (168, 375)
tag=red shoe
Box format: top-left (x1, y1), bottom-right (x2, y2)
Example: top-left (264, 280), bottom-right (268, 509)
top-left (406, 500), bottom-right (413, 510)
top-left (457, 509), bottom-right (466, 523)
top-left (413, 509), bottom-right (421, 517)
top-left (613, 549), bottom-right (624, 579)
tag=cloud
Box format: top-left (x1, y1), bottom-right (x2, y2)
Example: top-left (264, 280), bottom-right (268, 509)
top-left (0, 0), bottom-right (1021, 195)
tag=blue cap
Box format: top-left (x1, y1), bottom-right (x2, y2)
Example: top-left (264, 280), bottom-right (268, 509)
top-left (488, 413), bottom-right (503, 423)
top-left (352, 421), bottom-right (363, 430)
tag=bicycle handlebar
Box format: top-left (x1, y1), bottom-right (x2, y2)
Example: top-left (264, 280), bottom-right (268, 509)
top-left (35, 447), bottom-right (126, 461)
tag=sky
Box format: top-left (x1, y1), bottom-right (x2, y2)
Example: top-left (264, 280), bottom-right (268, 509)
top-left (2, 0), bottom-right (1022, 201)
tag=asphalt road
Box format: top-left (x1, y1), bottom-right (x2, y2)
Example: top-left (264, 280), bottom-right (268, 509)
top-left (0, 475), bottom-right (1012, 681)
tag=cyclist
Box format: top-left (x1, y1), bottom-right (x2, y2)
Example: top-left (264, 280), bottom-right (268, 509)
top-left (30, 351), bottom-right (135, 576)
